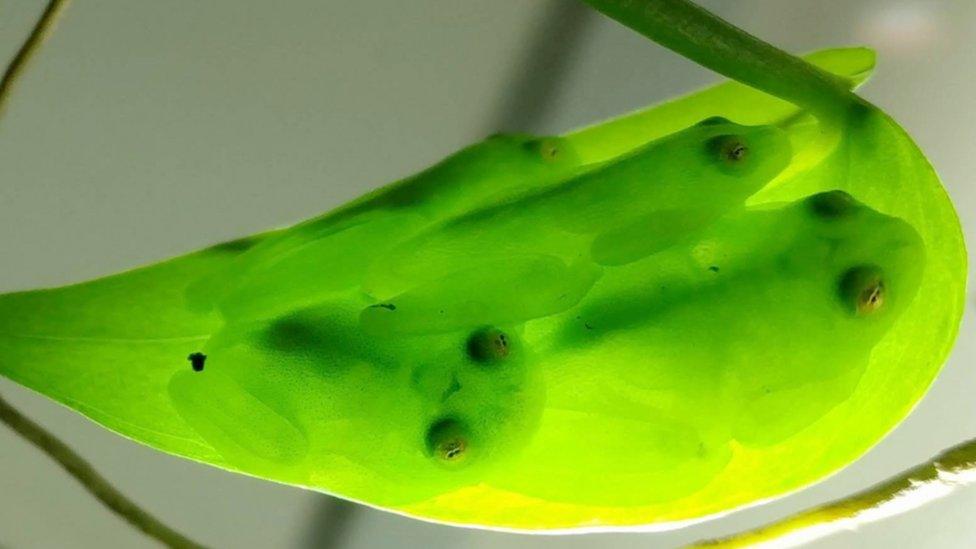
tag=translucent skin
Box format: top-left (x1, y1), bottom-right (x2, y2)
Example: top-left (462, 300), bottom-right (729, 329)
top-left (0, 49), bottom-right (965, 531)
top-left (169, 118), bottom-right (799, 506)
top-left (170, 185), bottom-right (922, 511)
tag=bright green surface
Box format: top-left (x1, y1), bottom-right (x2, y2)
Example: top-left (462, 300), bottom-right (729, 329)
top-left (0, 48), bottom-right (965, 530)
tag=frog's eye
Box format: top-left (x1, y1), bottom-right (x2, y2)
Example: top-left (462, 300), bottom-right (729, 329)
top-left (466, 326), bottom-right (511, 363)
top-left (697, 115), bottom-right (732, 126)
top-left (707, 134), bottom-right (750, 171)
top-left (838, 265), bottom-right (886, 316)
top-left (525, 137), bottom-right (563, 163)
top-left (425, 418), bottom-right (472, 467)
top-left (807, 190), bottom-right (856, 219)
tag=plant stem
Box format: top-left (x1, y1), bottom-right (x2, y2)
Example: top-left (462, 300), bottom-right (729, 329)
top-left (578, 0), bottom-right (856, 125)
top-left (689, 437), bottom-right (976, 548)
top-left (0, 2), bottom-right (209, 548)
top-left (0, 0), bottom-right (71, 120)
top-left (0, 393), bottom-right (209, 549)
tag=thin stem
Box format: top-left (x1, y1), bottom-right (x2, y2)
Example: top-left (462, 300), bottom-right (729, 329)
top-left (689, 437), bottom-right (976, 548)
top-left (0, 393), bottom-right (210, 549)
top-left (578, 0), bottom-right (856, 125)
top-left (0, 2), bottom-right (209, 548)
top-left (0, 0), bottom-right (72, 120)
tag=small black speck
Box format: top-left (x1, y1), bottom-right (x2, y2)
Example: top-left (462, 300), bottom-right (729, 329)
top-left (188, 352), bottom-right (206, 372)
top-left (584, 322), bottom-right (594, 331)
top-left (372, 303), bottom-right (396, 311)
top-left (708, 265), bottom-right (720, 273)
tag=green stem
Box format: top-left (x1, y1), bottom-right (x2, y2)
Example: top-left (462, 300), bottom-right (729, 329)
top-left (579, 0), bottom-right (856, 125)
top-left (0, 393), bottom-right (210, 549)
top-left (689, 437), bottom-right (976, 548)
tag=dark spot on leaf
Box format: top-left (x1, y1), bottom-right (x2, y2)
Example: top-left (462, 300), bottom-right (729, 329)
top-left (708, 265), bottom-right (720, 273)
top-left (372, 303), bottom-right (396, 311)
top-left (188, 352), bottom-right (206, 372)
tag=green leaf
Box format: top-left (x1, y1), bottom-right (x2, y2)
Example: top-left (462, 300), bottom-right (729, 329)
top-left (0, 237), bottom-right (273, 466)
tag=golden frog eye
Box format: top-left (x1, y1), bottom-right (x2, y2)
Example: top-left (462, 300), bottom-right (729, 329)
top-left (525, 137), bottom-right (563, 162)
top-left (839, 265), bottom-right (886, 316)
top-left (425, 418), bottom-right (472, 467)
top-left (707, 134), bottom-right (750, 171)
top-left (466, 326), bottom-right (510, 363)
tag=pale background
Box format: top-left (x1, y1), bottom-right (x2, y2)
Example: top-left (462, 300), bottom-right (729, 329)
top-left (0, 1), bottom-right (973, 548)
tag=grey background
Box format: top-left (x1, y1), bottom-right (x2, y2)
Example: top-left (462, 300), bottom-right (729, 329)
top-left (0, 1), bottom-right (973, 547)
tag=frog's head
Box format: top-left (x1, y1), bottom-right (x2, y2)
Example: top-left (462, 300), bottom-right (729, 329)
top-left (406, 326), bottom-right (544, 471)
top-left (722, 191), bottom-right (926, 447)
top-left (329, 322), bottom-right (545, 505)
top-left (684, 117), bottom-right (793, 203)
top-left (800, 190), bottom-right (925, 329)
